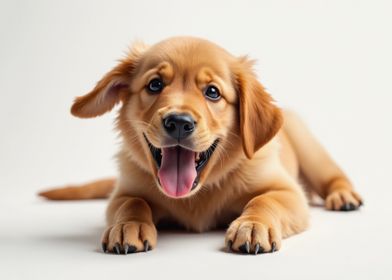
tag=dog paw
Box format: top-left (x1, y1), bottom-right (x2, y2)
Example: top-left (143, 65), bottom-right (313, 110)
top-left (325, 189), bottom-right (363, 211)
top-left (225, 216), bottom-right (281, 254)
top-left (101, 221), bottom-right (157, 254)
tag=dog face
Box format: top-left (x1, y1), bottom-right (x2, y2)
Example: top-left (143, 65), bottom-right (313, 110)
top-left (71, 37), bottom-right (282, 199)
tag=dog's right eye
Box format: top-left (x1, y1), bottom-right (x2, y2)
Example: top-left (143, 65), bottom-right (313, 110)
top-left (204, 85), bottom-right (221, 101)
top-left (146, 78), bottom-right (164, 93)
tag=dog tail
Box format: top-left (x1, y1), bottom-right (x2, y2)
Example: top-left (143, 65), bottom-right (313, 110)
top-left (38, 178), bottom-right (116, 200)
top-left (282, 110), bottom-right (348, 198)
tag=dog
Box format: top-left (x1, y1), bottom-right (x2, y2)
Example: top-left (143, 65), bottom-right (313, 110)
top-left (39, 36), bottom-right (363, 255)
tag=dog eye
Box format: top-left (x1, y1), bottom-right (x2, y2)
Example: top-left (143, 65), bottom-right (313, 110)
top-left (147, 78), bottom-right (164, 93)
top-left (204, 85), bottom-right (221, 101)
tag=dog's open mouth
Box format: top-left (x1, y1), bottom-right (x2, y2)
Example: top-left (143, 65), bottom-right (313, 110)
top-left (144, 134), bottom-right (219, 198)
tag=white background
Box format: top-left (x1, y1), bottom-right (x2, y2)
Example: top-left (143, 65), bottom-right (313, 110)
top-left (1, 0), bottom-right (391, 279)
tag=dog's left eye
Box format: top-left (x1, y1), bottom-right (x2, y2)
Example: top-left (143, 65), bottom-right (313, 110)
top-left (147, 78), bottom-right (164, 93)
top-left (204, 85), bottom-right (221, 101)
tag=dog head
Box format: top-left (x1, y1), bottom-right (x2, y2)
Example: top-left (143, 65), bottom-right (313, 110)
top-left (71, 37), bottom-right (282, 198)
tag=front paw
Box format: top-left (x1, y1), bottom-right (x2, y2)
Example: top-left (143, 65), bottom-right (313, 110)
top-left (225, 216), bottom-right (281, 254)
top-left (325, 189), bottom-right (363, 211)
top-left (101, 221), bottom-right (157, 254)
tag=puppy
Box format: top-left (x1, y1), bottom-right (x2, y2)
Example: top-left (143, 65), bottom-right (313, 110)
top-left (40, 37), bottom-right (363, 254)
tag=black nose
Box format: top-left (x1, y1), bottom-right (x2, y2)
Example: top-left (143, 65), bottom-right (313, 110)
top-left (163, 114), bottom-right (195, 140)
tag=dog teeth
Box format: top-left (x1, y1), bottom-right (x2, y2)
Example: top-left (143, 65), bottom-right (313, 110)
top-left (195, 153), bottom-right (200, 162)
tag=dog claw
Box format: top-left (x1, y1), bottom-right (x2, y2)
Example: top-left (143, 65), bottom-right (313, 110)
top-left (143, 240), bottom-right (150, 252)
top-left (101, 243), bottom-right (107, 253)
top-left (340, 203), bottom-right (350, 211)
top-left (255, 243), bottom-right (265, 254)
top-left (239, 241), bottom-right (250, 254)
top-left (254, 243), bottom-right (260, 255)
top-left (123, 244), bottom-right (129, 255)
top-left (227, 240), bottom-right (233, 251)
top-left (114, 243), bottom-right (121, 254)
top-left (271, 241), bottom-right (277, 253)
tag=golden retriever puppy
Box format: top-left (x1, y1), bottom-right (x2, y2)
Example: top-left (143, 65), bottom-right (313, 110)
top-left (40, 37), bottom-right (363, 254)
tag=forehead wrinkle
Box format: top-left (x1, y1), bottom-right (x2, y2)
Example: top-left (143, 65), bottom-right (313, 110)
top-left (138, 61), bottom-right (173, 81)
top-left (158, 62), bottom-right (174, 81)
top-left (197, 68), bottom-right (214, 84)
top-left (181, 69), bottom-right (191, 90)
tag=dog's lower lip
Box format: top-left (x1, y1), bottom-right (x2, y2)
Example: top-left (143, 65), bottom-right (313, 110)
top-left (143, 134), bottom-right (219, 192)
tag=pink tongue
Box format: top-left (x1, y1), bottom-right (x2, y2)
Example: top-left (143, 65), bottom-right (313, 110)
top-left (158, 147), bottom-right (197, 197)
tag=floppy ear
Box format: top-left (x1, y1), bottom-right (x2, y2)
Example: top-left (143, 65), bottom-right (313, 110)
top-left (71, 43), bottom-right (147, 118)
top-left (234, 57), bottom-right (283, 159)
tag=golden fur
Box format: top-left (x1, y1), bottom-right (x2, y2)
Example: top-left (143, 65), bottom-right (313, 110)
top-left (39, 37), bottom-right (363, 254)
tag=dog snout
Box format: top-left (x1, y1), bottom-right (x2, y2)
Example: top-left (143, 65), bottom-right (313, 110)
top-left (163, 114), bottom-right (196, 140)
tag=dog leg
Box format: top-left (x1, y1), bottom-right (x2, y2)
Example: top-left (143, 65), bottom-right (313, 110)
top-left (101, 196), bottom-right (157, 254)
top-left (283, 110), bottom-right (363, 211)
top-left (225, 187), bottom-right (309, 254)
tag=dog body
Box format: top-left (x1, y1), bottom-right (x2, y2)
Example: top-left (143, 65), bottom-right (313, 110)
top-left (40, 37), bottom-right (362, 254)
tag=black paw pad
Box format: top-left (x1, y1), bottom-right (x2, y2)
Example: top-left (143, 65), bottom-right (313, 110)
top-left (125, 244), bottom-right (137, 254)
top-left (239, 241), bottom-right (250, 254)
top-left (340, 203), bottom-right (357, 211)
